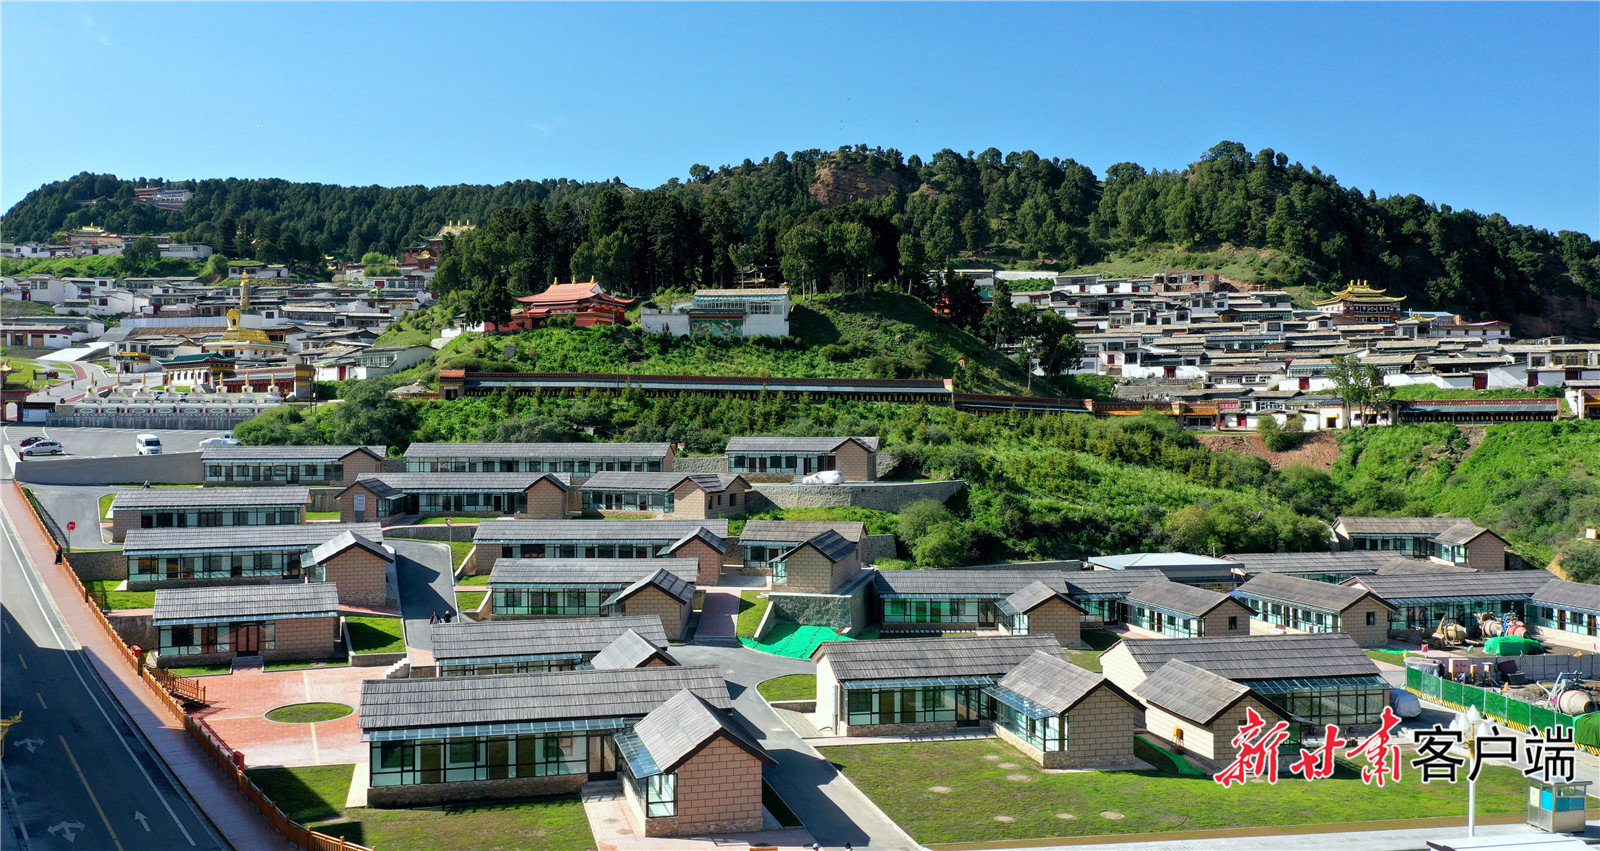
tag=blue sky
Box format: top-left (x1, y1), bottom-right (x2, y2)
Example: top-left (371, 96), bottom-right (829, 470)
top-left (3, 2), bottom-right (1596, 234)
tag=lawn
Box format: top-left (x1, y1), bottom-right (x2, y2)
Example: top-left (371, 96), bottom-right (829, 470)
top-left (1065, 628), bottom-right (1121, 672)
top-left (346, 616), bottom-right (406, 654)
top-left (447, 540), bottom-right (476, 571)
top-left (166, 664), bottom-right (233, 677)
top-left (736, 589), bottom-right (770, 638)
top-left (305, 510), bottom-right (341, 521)
top-left (459, 573), bottom-right (490, 586)
top-left (86, 579), bottom-right (155, 610)
top-left (827, 736), bottom-right (1533, 845)
top-left (98, 492), bottom-right (116, 520)
top-left (417, 516), bottom-right (486, 527)
top-left (457, 590), bottom-right (488, 613)
top-left (758, 674), bottom-right (816, 702)
top-left (246, 764), bottom-right (596, 850)
top-left (266, 702), bottom-right (353, 723)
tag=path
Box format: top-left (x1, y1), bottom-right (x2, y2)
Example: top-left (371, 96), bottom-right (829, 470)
top-left (387, 538), bottom-right (456, 655)
top-left (673, 643), bottom-right (923, 850)
top-left (696, 584), bottom-right (745, 644)
top-left (24, 483), bottom-right (116, 550)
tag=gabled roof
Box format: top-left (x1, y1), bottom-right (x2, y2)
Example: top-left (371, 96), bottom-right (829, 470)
top-left (1228, 551), bottom-right (1394, 577)
top-left (1234, 572), bottom-right (1392, 613)
top-left (738, 520), bottom-right (867, 544)
top-left (666, 525), bottom-right (730, 555)
top-left (1373, 557), bottom-right (1478, 575)
top-left (1346, 571), bottom-right (1553, 602)
top-left (1335, 516), bottom-right (1473, 536)
top-left (589, 630), bottom-right (676, 670)
top-left (124, 522), bottom-right (384, 553)
top-left (724, 436), bottom-right (880, 453)
top-left (1001, 580), bottom-right (1082, 615)
top-left (430, 616), bottom-right (667, 662)
top-left (779, 529), bottom-right (856, 563)
top-left (1113, 634), bottom-right (1381, 682)
top-left (341, 472), bottom-right (572, 495)
top-left (1124, 577), bottom-right (1244, 618)
top-left (1133, 660), bottom-right (1254, 724)
top-left (1532, 578), bottom-right (1600, 616)
top-left (489, 558), bottom-right (699, 588)
top-left (404, 442), bottom-right (671, 459)
top-left (812, 634), bottom-right (1061, 679)
top-left (581, 471), bottom-right (744, 493)
top-left (1434, 522), bottom-right (1503, 546)
top-left (996, 650), bottom-right (1131, 714)
top-left (604, 567), bottom-right (696, 606)
top-left (153, 581), bottom-right (340, 624)
top-left (875, 567), bottom-right (1075, 598)
top-left (359, 666), bottom-right (731, 732)
top-left (308, 530), bottom-right (389, 565)
top-left (627, 689), bottom-right (773, 775)
top-left (1088, 552), bottom-right (1242, 571)
top-left (1063, 570), bottom-right (1160, 598)
top-left (475, 519), bottom-right (729, 543)
top-left (201, 445), bottom-right (385, 462)
top-left (113, 485), bottom-right (310, 510)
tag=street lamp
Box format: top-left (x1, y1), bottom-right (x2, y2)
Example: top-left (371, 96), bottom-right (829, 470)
top-left (1461, 705), bottom-right (1488, 837)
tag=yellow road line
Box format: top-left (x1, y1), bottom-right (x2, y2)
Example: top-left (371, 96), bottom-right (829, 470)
top-left (60, 735), bottom-right (123, 850)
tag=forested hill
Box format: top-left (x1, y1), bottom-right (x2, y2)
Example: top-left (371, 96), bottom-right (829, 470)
top-left (6, 142), bottom-right (1598, 336)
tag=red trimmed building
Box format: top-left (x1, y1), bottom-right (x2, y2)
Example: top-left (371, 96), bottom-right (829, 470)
top-left (486, 280), bottom-right (635, 331)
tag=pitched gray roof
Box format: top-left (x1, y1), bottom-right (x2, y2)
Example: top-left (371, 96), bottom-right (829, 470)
top-left (1435, 522), bottom-right (1500, 545)
top-left (430, 616), bottom-right (668, 662)
top-left (113, 486), bottom-right (310, 510)
top-left (1234, 572), bottom-right (1391, 613)
top-left (582, 471), bottom-right (742, 492)
top-left (629, 689), bottom-right (772, 773)
top-left (812, 634), bottom-right (1061, 680)
top-left (667, 525), bottom-right (730, 555)
top-left (201, 445), bottom-right (384, 462)
top-left (1088, 552), bottom-right (1242, 571)
top-left (1336, 516), bottom-right (1472, 536)
top-left (780, 529), bottom-right (855, 563)
top-left (359, 665), bottom-right (731, 731)
top-left (996, 650), bottom-right (1128, 713)
top-left (1530, 578), bottom-right (1600, 614)
top-left (1373, 557), bottom-right (1478, 575)
top-left (475, 519), bottom-right (729, 543)
top-left (153, 582), bottom-right (340, 624)
top-left (1115, 634), bottom-right (1381, 681)
top-left (725, 436), bottom-right (879, 453)
top-left (1125, 577), bottom-right (1242, 617)
top-left (875, 567), bottom-right (1074, 597)
top-left (404, 442), bottom-right (672, 459)
top-left (309, 530), bottom-right (388, 565)
top-left (1228, 551), bottom-right (1394, 576)
top-left (489, 558), bottom-right (699, 587)
top-left (589, 630), bottom-right (675, 670)
top-left (1064, 570), bottom-right (1160, 597)
top-left (738, 520), bottom-right (867, 544)
top-left (605, 567), bottom-right (695, 606)
top-left (349, 472), bottom-right (570, 492)
top-left (124, 522), bottom-right (384, 553)
top-left (1133, 659), bottom-right (1253, 724)
top-left (1347, 571), bottom-right (1553, 601)
top-left (1003, 580), bottom-right (1079, 614)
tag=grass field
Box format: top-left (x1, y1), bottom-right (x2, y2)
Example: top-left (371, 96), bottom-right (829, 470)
top-left (305, 510), bottom-right (341, 521)
top-left (1065, 628), bottom-right (1121, 672)
top-left (346, 616), bottom-right (406, 654)
top-left (86, 579), bottom-right (155, 610)
top-left (246, 764), bottom-right (596, 850)
top-left (266, 702), bottom-right (353, 723)
top-left (736, 589), bottom-right (770, 638)
top-left (98, 492), bottom-right (116, 519)
top-left (448, 540), bottom-right (475, 571)
top-left (459, 573), bottom-right (490, 586)
top-left (758, 674), bottom-right (816, 702)
top-left (166, 664), bottom-right (233, 677)
top-left (828, 736), bottom-right (1532, 845)
top-left (456, 590), bottom-right (487, 613)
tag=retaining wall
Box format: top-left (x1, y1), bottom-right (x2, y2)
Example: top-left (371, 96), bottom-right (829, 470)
top-left (747, 479), bottom-right (965, 512)
top-left (15, 451), bottom-right (203, 485)
top-left (671, 456), bottom-right (731, 474)
top-left (67, 549), bottom-right (127, 581)
top-left (49, 413), bottom-right (262, 430)
top-left (382, 525), bottom-right (477, 542)
top-left (860, 534), bottom-right (898, 564)
top-left (106, 611), bottom-right (157, 649)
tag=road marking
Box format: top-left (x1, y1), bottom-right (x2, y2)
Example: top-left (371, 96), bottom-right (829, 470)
top-left (61, 736), bottom-right (122, 850)
top-left (36, 692), bottom-right (48, 709)
top-left (11, 737), bottom-right (42, 753)
top-left (0, 502), bottom-right (198, 846)
top-left (133, 811), bottom-right (150, 831)
top-left (2, 764), bottom-right (31, 846)
top-left (15, 653), bottom-right (25, 669)
top-left (46, 820), bottom-right (86, 843)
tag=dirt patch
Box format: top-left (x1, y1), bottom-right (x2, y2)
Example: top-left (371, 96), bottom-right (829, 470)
top-left (1195, 429), bottom-right (1342, 471)
top-left (809, 162), bottom-right (915, 208)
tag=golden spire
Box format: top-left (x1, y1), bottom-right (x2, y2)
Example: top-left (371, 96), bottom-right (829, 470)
top-left (239, 268), bottom-right (252, 311)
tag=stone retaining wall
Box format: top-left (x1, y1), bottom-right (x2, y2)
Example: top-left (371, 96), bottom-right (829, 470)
top-left (350, 651), bottom-right (407, 668)
top-left (68, 549), bottom-right (127, 581)
top-left (107, 611), bottom-right (156, 649)
top-left (670, 456), bottom-right (731, 474)
top-left (860, 534), bottom-right (898, 563)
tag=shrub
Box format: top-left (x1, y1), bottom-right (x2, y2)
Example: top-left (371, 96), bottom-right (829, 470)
top-left (912, 521), bottom-right (970, 567)
top-left (898, 499), bottom-right (956, 545)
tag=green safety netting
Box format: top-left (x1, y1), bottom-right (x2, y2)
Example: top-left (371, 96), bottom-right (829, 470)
top-left (1484, 636), bottom-right (1544, 656)
top-left (1574, 713), bottom-right (1600, 750)
top-left (1134, 735), bottom-right (1208, 777)
top-left (740, 623), bottom-right (855, 659)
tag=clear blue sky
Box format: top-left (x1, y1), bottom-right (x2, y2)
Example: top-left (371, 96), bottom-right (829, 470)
top-left (3, 2), bottom-right (1596, 235)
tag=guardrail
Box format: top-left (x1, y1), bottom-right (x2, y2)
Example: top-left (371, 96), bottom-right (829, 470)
top-left (8, 480), bottom-right (371, 851)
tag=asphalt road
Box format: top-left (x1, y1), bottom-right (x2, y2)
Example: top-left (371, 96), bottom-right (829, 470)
top-left (389, 539), bottom-right (458, 653)
top-left (0, 499), bottom-right (226, 850)
top-left (25, 484), bottom-right (117, 550)
top-left (0, 425), bottom-right (221, 461)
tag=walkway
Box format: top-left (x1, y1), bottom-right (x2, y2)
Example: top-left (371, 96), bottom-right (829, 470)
top-left (964, 819), bottom-right (1591, 851)
top-left (673, 643), bottom-right (923, 850)
top-left (193, 665), bottom-right (382, 768)
top-left (581, 781), bottom-right (816, 851)
top-left (388, 538), bottom-right (456, 657)
top-left (696, 585), bottom-right (744, 643)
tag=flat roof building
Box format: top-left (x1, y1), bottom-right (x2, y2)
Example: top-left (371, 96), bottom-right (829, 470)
top-left (201, 445), bottom-right (387, 487)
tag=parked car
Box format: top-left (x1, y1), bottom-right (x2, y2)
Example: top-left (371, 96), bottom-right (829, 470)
top-left (135, 433), bottom-right (163, 455)
top-left (17, 436), bottom-right (44, 448)
top-left (20, 440), bottom-right (64, 456)
top-left (198, 431), bottom-right (239, 448)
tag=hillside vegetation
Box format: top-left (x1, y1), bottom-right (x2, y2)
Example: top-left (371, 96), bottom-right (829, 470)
top-left (0, 254), bottom-right (203, 278)
top-left (1333, 421), bottom-right (1600, 563)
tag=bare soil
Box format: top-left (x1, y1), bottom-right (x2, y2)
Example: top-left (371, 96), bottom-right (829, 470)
top-left (1194, 429), bottom-right (1343, 471)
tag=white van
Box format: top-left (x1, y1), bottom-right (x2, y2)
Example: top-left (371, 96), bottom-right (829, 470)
top-left (135, 433), bottom-right (163, 455)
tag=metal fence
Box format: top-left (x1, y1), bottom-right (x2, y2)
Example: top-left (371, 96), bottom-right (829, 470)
top-left (1407, 664), bottom-right (1584, 737)
top-left (49, 413), bottom-right (259, 430)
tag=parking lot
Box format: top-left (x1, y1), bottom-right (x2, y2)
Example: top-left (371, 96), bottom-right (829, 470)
top-left (0, 424), bottom-right (225, 460)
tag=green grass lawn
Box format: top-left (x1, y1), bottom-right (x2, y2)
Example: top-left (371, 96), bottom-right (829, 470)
top-left (265, 660), bottom-right (350, 672)
top-left (447, 540), bottom-right (476, 572)
top-left (166, 664), bottom-right (233, 677)
top-left (266, 702), bottom-right (353, 723)
top-left (246, 764), bottom-right (596, 850)
top-left (758, 674), bottom-right (816, 702)
top-left (736, 589), bottom-right (770, 638)
top-left (346, 616), bottom-right (406, 654)
top-left (97, 492), bottom-right (116, 520)
top-left (459, 573), bottom-right (490, 586)
top-left (457, 590), bottom-right (487, 613)
top-left (1066, 628), bottom-right (1121, 672)
top-left (85, 580), bottom-right (155, 610)
top-left (828, 736), bottom-right (1533, 845)
top-left (417, 516), bottom-right (486, 526)
top-left (305, 510), bottom-right (341, 521)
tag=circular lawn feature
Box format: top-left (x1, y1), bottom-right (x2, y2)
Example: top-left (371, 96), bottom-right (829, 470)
top-left (265, 702), bottom-right (353, 724)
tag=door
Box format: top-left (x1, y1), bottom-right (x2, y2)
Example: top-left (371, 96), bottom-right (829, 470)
top-left (1473, 374), bottom-right (1488, 390)
top-left (586, 735), bottom-right (617, 779)
top-left (234, 623), bottom-right (263, 656)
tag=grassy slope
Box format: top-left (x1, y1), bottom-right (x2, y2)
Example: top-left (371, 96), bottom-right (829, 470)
top-left (2, 297), bottom-right (61, 316)
top-left (345, 616), bottom-right (406, 654)
top-left (0, 255), bottom-right (202, 278)
top-left (758, 674), bottom-right (816, 701)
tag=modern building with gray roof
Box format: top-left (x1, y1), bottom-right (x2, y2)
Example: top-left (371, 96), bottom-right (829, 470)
top-left (580, 471), bottom-right (748, 518)
top-left (1100, 633), bottom-right (1387, 729)
top-left (614, 689), bottom-right (774, 836)
top-left (725, 435), bottom-right (880, 481)
top-left (1525, 578), bottom-right (1600, 651)
top-left (1234, 572), bottom-right (1395, 646)
top-left (152, 582), bottom-right (342, 668)
top-left (337, 472), bottom-right (575, 523)
top-left (1132, 659), bottom-right (1252, 725)
top-left (471, 519), bottom-right (730, 584)
top-left (739, 519), bottom-right (868, 570)
top-left (1086, 552), bottom-right (1243, 588)
top-left (1344, 570), bottom-right (1553, 634)
top-left (403, 441), bottom-right (673, 475)
top-left (874, 566), bottom-right (1079, 632)
top-left (124, 522), bottom-right (384, 587)
top-left (1227, 551), bottom-right (1394, 583)
top-left (487, 558), bottom-right (698, 641)
top-left (588, 629), bottom-right (676, 670)
top-left (430, 615), bottom-right (669, 675)
top-left (1122, 577), bottom-right (1254, 639)
top-left (202, 445), bottom-right (387, 487)
top-left (1332, 516), bottom-right (1510, 570)
top-left (109, 485), bottom-right (310, 542)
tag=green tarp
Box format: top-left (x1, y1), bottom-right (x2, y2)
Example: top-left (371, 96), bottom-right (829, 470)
top-left (1485, 636), bottom-right (1544, 655)
top-left (1574, 713), bottom-right (1600, 750)
top-left (740, 623), bottom-right (854, 659)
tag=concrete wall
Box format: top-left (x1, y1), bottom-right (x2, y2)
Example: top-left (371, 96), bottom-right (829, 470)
top-left (1064, 687), bottom-right (1138, 768)
top-left (367, 773), bottom-right (584, 807)
top-left (68, 549), bottom-right (127, 581)
top-left (747, 479), bottom-right (966, 512)
top-left (15, 451), bottom-right (203, 485)
top-left (1098, 644), bottom-right (1143, 693)
top-left (107, 611), bottom-right (156, 649)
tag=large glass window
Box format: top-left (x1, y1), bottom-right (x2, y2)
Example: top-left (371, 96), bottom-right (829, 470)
top-left (370, 734), bottom-right (586, 787)
top-left (846, 687), bottom-right (959, 726)
top-left (993, 705), bottom-right (1066, 752)
top-left (882, 598), bottom-right (980, 624)
top-left (492, 587), bottom-right (610, 616)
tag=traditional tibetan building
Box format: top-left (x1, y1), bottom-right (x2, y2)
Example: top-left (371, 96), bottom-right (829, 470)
top-left (487, 280), bottom-right (634, 331)
top-left (1312, 280), bottom-right (1406, 322)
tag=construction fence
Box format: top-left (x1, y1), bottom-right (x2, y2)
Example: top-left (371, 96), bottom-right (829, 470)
top-left (9, 480), bottom-right (372, 851)
top-left (1406, 664), bottom-right (1598, 753)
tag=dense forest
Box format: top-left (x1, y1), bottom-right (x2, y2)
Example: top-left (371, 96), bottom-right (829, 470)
top-left (5, 142), bottom-right (1597, 335)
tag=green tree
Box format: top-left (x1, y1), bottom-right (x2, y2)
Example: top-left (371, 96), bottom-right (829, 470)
top-left (913, 521), bottom-right (969, 567)
top-left (897, 499), bottom-right (957, 545)
top-left (1329, 355), bottom-right (1393, 428)
top-left (119, 236), bottom-right (158, 273)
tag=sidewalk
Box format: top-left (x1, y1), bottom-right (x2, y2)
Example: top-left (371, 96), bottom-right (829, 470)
top-left (2, 483), bottom-right (294, 849)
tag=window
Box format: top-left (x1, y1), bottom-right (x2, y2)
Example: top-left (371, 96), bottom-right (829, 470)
top-left (1228, 616), bottom-right (1239, 631)
top-left (645, 773), bottom-right (676, 818)
top-left (1366, 611), bottom-right (1376, 626)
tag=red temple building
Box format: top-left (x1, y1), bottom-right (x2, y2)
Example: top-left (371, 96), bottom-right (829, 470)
top-left (486, 279), bottom-right (635, 331)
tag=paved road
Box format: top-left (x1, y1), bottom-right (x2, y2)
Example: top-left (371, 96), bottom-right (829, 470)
top-left (0, 425), bottom-right (220, 461)
top-left (26, 360), bottom-right (114, 405)
top-left (24, 483), bottom-right (116, 550)
top-left (674, 643), bottom-right (923, 850)
top-left (0, 495), bottom-right (227, 850)
top-left (389, 538), bottom-right (457, 653)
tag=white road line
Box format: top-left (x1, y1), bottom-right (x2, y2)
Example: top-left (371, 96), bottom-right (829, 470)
top-left (0, 764), bottom-right (31, 846)
top-left (0, 500), bottom-right (198, 846)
